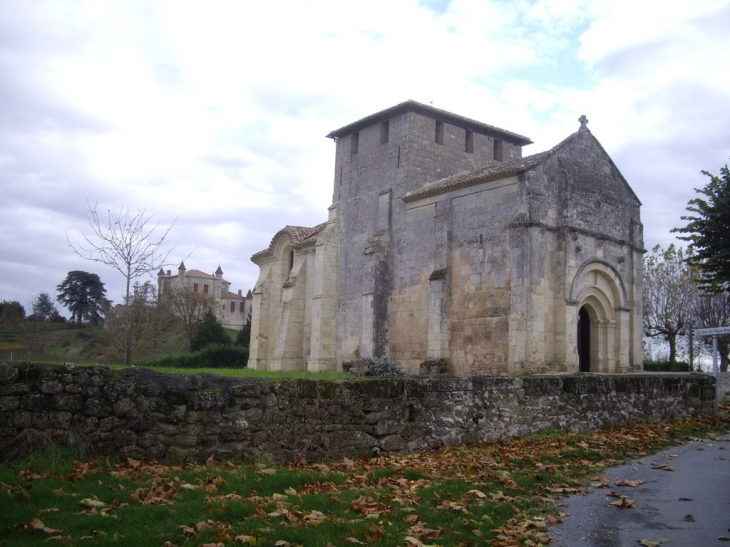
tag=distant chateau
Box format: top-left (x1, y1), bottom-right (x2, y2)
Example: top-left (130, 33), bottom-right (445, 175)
top-left (248, 101), bottom-right (644, 376)
top-left (157, 263), bottom-right (252, 329)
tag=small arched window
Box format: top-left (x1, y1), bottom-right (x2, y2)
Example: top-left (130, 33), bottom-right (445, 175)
top-left (289, 250), bottom-right (294, 272)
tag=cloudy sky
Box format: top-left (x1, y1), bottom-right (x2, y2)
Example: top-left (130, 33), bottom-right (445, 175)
top-left (1, 0), bottom-right (729, 314)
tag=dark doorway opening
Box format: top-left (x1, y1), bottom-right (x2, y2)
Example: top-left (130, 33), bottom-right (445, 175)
top-left (578, 307), bottom-right (591, 372)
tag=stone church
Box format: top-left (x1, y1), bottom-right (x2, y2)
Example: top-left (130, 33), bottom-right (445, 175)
top-left (248, 100), bottom-right (644, 376)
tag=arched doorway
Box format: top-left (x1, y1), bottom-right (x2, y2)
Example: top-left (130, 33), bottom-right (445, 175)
top-left (578, 306), bottom-right (591, 372)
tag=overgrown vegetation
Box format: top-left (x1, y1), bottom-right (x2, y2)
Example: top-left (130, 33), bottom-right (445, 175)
top-left (343, 354), bottom-right (405, 377)
top-left (135, 343), bottom-right (248, 369)
top-left (1, 405), bottom-right (728, 546)
top-left (643, 360), bottom-right (692, 372)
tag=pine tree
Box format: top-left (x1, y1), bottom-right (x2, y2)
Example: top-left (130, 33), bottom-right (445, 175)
top-left (235, 310), bottom-right (251, 347)
top-left (56, 271), bottom-right (107, 325)
top-left (191, 308), bottom-right (230, 352)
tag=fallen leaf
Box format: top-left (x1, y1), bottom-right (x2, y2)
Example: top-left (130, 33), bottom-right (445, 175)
top-left (24, 518), bottom-right (62, 534)
top-left (651, 463), bottom-right (675, 471)
top-left (404, 537), bottom-right (439, 547)
top-left (684, 514), bottom-right (695, 522)
top-left (178, 525), bottom-right (196, 537)
top-left (80, 498), bottom-right (107, 509)
top-left (679, 497), bottom-right (694, 501)
top-left (610, 497), bottom-right (637, 508)
top-left (257, 468), bottom-right (277, 475)
top-left (235, 535), bottom-right (257, 544)
top-left (615, 479), bottom-right (646, 487)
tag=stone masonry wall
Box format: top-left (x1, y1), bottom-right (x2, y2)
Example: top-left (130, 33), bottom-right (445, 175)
top-left (0, 362), bottom-right (717, 464)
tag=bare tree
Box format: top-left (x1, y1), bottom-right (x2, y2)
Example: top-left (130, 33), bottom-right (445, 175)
top-left (68, 201), bottom-right (177, 365)
top-left (101, 281), bottom-right (177, 361)
top-left (164, 286), bottom-right (216, 352)
top-left (643, 244), bottom-right (698, 370)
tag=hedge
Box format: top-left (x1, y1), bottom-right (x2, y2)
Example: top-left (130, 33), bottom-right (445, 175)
top-left (643, 360), bottom-right (692, 372)
top-left (135, 344), bottom-right (249, 369)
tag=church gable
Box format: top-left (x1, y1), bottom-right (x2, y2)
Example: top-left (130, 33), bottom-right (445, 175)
top-left (539, 128), bottom-right (643, 245)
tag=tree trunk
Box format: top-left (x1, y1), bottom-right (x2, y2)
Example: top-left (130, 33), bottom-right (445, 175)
top-left (124, 276), bottom-right (132, 366)
top-left (668, 333), bottom-right (677, 372)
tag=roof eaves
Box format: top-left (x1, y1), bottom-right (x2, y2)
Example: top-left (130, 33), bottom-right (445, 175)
top-left (326, 100), bottom-right (532, 145)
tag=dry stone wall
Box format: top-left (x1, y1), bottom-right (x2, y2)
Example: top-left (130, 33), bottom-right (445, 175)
top-left (0, 362), bottom-right (717, 463)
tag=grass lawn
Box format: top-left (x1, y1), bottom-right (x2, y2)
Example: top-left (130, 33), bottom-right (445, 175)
top-left (108, 365), bottom-right (355, 380)
top-left (2, 404), bottom-right (728, 547)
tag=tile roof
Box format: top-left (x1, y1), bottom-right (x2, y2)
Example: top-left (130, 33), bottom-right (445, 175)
top-left (221, 290), bottom-right (245, 300)
top-left (326, 100), bottom-right (532, 145)
top-left (251, 222), bottom-right (329, 262)
top-left (402, 130), bottom-right (582, 203)
top-left (184, 269), bottom-right (218, 280)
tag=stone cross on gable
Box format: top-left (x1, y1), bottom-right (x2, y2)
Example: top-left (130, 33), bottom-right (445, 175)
top-left (579, 114), bottom-right (588, 130)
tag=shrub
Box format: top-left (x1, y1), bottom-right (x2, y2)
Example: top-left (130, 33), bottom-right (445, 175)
top-left (136, 344), bottom-right (249, 369)
top-left (368, 356), bottom-right (404, 376)
top-left (342, 354), bottom-right (404, 376)
top-left (419, 358), bottom-right (452, 375)
top-left (643, 360), bottom-right (692, 372)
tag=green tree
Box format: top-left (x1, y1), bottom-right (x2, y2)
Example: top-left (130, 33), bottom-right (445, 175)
top-left (235, 310), bottom-right (251, 347)
top-left (31, 292), bottom-right (57, 321)
top-left (191, 308), bottom-right (230, 352)
top-left (643, 245), bottom-right (697, 371)
top-left (673, 161), bottom-right (730, 294)
top-left (0, 300), bottom-right (25, 326)
top-left (56, 271), bottom-right (108, 325)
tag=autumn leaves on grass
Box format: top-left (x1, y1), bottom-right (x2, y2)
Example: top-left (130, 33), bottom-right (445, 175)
top-left (3, 405), bottom-right (730, 547)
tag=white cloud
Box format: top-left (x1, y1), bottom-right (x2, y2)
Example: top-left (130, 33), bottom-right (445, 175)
top-left (1, 0), bottom-right (728, 306)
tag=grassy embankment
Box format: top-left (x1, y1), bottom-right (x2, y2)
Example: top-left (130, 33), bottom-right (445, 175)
top-left (2, 405), bottom-right (729, 547)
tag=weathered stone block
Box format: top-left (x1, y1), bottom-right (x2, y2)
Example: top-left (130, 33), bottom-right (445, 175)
top-left (83, 397), bottom-right (112, 417)
top-left (365, 409), bottom-right (394, 425)
top-left (229, 382), bottom-right (261, 398)
top-left (50, 411), bottom-right (71, 429)
top-left (11, 410), bottom-right (32, 428)
top-left (39, 379), bottom-right (64, 395)
top-left (53, 393), bottom-right (82, 412)
top-left (191, 390), bottom-right (225, 411)
top-left (378, 435), bottom-right (405, 451)
top-left (165, 446), bottom-right (191, 461)
top-left (0, 383), bottom-right (29, 395)
top-left (114, 429), bottom-right (138, 447)
top-left (0, 363), bottom-right (19, 385)
top-left (174, 434), bottom-right (198, 448)
top-left (373, 420), bottom-right (400, 436)
top-left (0, 396), bottom-right (19, 412)
top-left (113, 398), bottom-right (136, 417)
top-left (99, 416), bottom-right (122, 432)
top-left (119, 445), bottom-right (146, 460)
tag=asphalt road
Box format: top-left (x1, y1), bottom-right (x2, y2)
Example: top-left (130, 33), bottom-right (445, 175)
top-left (552, 433), bottom-right (730, 547)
